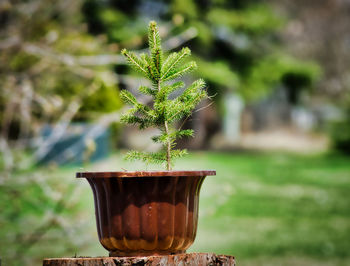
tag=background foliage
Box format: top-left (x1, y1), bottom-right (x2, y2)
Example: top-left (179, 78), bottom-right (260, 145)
top-left (82, 0), bottom-right (320, 104)
top-left (0, 0), bottom-right (120, 265)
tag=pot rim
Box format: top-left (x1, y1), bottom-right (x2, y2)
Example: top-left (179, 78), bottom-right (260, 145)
top-left (76, 170), bottom-right (216, 178)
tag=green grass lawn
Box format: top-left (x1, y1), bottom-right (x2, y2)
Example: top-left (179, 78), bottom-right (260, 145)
top-left (183, 152), bottom-right (350, 266)
top-left (65, 151), bottom-right (350, 265)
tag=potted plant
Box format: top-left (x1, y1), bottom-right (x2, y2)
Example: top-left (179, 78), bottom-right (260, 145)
top-left (77, 21), bottom-right (216, 257)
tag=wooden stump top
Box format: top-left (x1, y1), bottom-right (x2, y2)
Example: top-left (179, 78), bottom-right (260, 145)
top-left (43, 253), bottom-right (235, 266)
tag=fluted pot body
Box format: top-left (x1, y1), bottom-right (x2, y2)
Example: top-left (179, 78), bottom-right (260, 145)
top-left (76, 171), bottom-right (215, 257)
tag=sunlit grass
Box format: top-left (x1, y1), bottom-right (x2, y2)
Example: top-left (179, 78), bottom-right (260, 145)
top-left (181, 152), bottom-right (350, 266)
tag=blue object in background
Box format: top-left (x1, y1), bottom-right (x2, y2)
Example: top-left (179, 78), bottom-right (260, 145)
top-left (38, 123), bottom-right (110, 166)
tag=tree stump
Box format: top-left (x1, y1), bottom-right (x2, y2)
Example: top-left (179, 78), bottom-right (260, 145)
top-left (43, 253), bottom-right (235, 266)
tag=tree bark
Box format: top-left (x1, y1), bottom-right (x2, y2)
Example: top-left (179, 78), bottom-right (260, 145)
top-left (43, 253), bottom-right (235, 266)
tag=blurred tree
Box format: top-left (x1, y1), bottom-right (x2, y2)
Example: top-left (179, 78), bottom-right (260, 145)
top-left (81, 0), bottom-right (320, 145)
top-left (82, 0), bottom-right (320, 100)
top-left (0, 0), bottom-right (122, 264)
top-left (271, 0), bottom-right (350, 153)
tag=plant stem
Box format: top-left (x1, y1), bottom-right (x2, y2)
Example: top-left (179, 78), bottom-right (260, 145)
top-left (158, 79), bottom-right (171, 171)
top-left (164, 121), bottom-right (171, 170)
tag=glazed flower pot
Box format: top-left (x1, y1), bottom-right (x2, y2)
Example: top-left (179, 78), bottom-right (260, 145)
top-left (76, 170), bottom-right (215, 257)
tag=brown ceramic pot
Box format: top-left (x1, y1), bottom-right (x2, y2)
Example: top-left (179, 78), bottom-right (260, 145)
top-left (76, 170), bottom-right (215, 257)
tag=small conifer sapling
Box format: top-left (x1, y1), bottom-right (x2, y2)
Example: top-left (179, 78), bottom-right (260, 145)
top-left (120, 21), bottom-right (208, 170)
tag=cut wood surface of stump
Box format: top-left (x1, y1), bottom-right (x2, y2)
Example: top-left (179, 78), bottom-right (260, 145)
top-left (43, 253), bottom-right (235, 266)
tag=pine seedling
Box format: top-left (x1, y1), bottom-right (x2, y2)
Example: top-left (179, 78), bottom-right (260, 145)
top-left (120, 21), bottom-right (208, 170)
